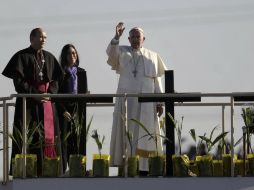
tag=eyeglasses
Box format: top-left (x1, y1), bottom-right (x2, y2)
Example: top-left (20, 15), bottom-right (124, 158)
top-left (68, 51), bottom-right (76, 55)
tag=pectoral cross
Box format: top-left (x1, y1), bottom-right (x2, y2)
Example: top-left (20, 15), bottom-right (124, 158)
top-left (39, 71), bottom-right (43, 81)
top-left (132, 69), bottom-right (137, 77)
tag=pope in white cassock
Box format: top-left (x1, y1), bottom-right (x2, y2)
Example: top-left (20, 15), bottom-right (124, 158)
top-left (106, 22), bottom-right (167, 174)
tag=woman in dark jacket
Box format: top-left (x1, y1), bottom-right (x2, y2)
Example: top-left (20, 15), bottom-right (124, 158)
top-left (58, 44), bottom-right (88, 173)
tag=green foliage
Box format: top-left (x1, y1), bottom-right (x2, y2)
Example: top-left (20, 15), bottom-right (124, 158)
top-left (86, 116), bottom-right (93, 143)
top-left (126, 130), bottom-right (134, 156)
top-left (221, 137), bottom-right (243, 155)
top-left (65, 104), bottom-right (94, 154)
top-left (241, 107), bottom-right (254, 127)
top-left (189, 129), bottom-right (196, 143)
top-left (0, 121), bottom-right (43, 153)
top-left (167, 112), bottom-right (184, 155)
top-left (241, 106), bottom-right (254, 153)
top-left (198, 125), bottom-right (228, 153)
top-left (119, 113), bottom-right (136, 156)
top-left (191, 128), bottom-right (242, 158)
top-left (189, 128), bottom-right (205, 156)
top-left (91, 130), bottom-right (105, 159)
top-left (234, 136), bottom-right (243, 147)
top-left (70, 111), bottom-right (84, 154)
top-left (130, 118), bottom-right (168, 156)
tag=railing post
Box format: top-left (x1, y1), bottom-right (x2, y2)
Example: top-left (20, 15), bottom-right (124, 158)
top-left (230, 96), bottom-right (234, 177)
top-left (123, 94), bottom-right (128, 177)
top-left (165, 70), bottom-right (175, 176)
top-left (222, 105), bottom-right (225, 154)
top-left (242, 126), bottom-right (247, 176)
top-left (2, 100), bottom-right (8, 184)
top-left (4, 92), bottom-right (254, 180)
top-left (22, 97), bottom-right (27, 178)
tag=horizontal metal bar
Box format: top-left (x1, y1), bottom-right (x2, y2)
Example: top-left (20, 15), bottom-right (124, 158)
top-left (1, 102), bottom-right (254, 108)
top-left (0, 103), bottom-right (15, 107)
top-left (87, 103), bottom-right (115, 107)
top-left (8, 92), bottom-right (254, 99)
top-left (175, 102), bottom-right (254, 106)
top-left (0, 97), bottom-right (13, 101)
top-left (234, 96), bottom-right (254, 102)
top-left (11, 93), bottom-right (122, 98)
top-left (138, 96), bottom-right (201, 102)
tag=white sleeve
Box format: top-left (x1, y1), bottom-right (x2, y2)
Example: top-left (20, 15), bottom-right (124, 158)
top-left (155, 54), bottom-right (166, 105)
top-left (106, 38), bottom-right (120, 72)
top-left (157, 54), bottom-right (167, 77)
top-left (154, 76), bottom-right (163, 93)
top-left (154, 76), bottom-right (165, 106)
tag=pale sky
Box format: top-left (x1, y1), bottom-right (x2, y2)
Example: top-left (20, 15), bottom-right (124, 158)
top-left (1, 0), bottom-right (254, 176)
top-left (1, 0), bottom-right (254, 94)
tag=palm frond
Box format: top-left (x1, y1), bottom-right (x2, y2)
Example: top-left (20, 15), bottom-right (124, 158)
top-left (198, 136), bottom-right (212, 144)
top-left (27, 122), bottom-right (42, 147)
top-left (189, 129), bottom-right (196, 142)
top-left (212, 132), bottom-right (228, 146)
top-left (209, 125), bottom-right (219, 141)
top-left (131, 118), bottom-right (155, 141)
top-left (166, 112), bottom-right (177, 128)
top-left (234, 136), bottom-right (243, 147)
top-left (86, 116), bottom-right (93, 143)
top-left (101, 135), bottom-right (105, 145)
top-left (127, 131), bottom-right (133, 146)
top-left (63, 131), bottom-right (72, 142)
top-left (91, 130), bottom-right (105, 156)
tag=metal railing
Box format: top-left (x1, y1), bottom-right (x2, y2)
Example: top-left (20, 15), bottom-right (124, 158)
top-left (1, 92), bottom-right (254, 184)
top-left (1, 98), bottom-right (14, 185)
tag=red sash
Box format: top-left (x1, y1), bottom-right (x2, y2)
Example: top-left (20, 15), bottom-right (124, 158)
top-left (31, 81), bottom-right (56, 158)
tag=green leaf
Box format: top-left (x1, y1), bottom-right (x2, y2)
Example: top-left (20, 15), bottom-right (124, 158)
top-left (27, 122), bottom-right (42, 147)
top-left (131, 118), bottom-right (155, 141)
top-left (63, 131), bottom-right (71, 142)
top-left (91, 130), bottom-right (105, 153)
top-left (211, 132), bottom-right (228, 146)
top-left (180, 116), bottom-right (184, 131)
top-left (102, 135), bottom-right (105, 145)
top-left (166, 112), bottom-right (177, 128)
top-left (138, 134), bottom-right (152, 142)
top-left (198, 135), bottom-right (212, 144)
top-left (127, 131), bottom-right (133, 146)
top-left (209, 125), bottom-right (219, 141)
top-left (86, 116), bottom-right (93, 143)
top-left (0, 130), bottom-right (20, 151)
top-left (189, 129), bottom-right (196, 142)
top-left (13, 126), bottom-right (23, 152)
top-left (234, 136), bottom-right (243, 147)
top-left (242, 108), bottom-right (247, 126)
top-left (131, 117), bottom-right (168, 155)
top-left (156, 133), bottom-right (169, 141)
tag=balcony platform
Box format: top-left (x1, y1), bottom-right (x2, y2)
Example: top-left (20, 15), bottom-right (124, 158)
top-left (1, 177), bottom-right (254, 190)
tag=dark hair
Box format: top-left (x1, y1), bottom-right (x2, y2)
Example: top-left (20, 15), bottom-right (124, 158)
top-left (30, 28), bottom-right (43, 42)
top-left (59, 44), bottom-right (80, 69)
